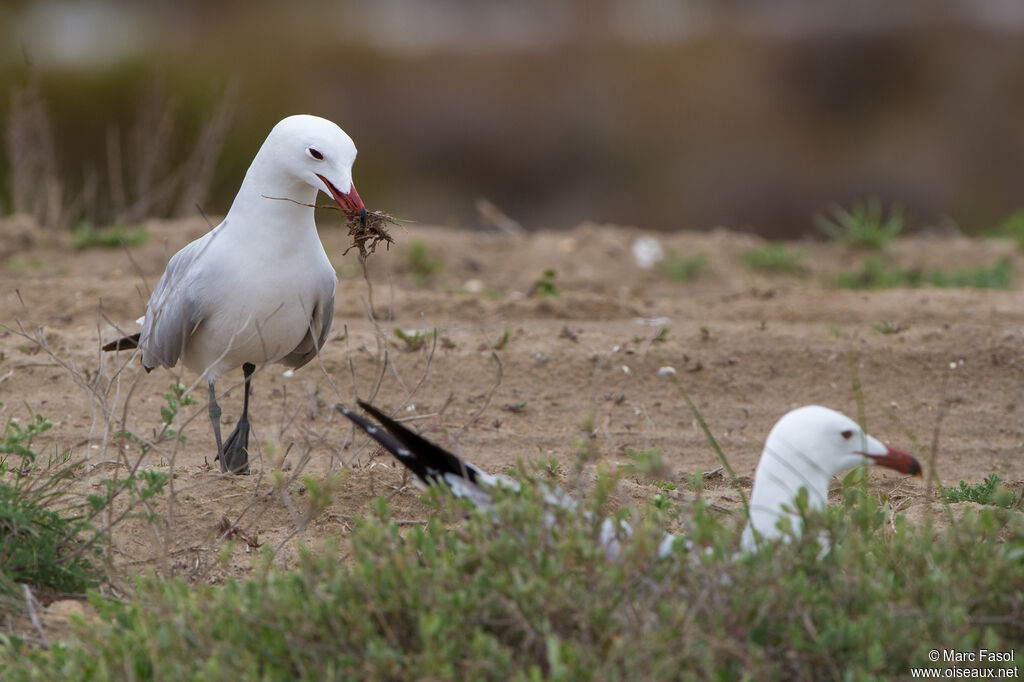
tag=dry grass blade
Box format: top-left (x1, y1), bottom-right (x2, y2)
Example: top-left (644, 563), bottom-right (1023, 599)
top-left (5, 80), bottom-right (64, 230)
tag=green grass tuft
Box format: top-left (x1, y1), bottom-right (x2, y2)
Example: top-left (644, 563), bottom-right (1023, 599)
top-left (837, 257), bottom-right (1012, 290)
top-left (664, 251), bottom-right (707, 283)
top-left (490, 329), bottom-right (512, 351)
top-left (871, 321), bottom-right (908, 335)
top-left (742, 243), bottom-right (805, 274)
top-left (407, 240), bottom-right (443, 286)
top-left (393, 328), bottom-right (437, 352)
top-left (530, 269), bottom-right (559, 297)
top-left (816, 198), bottom-right (906, 250)
top-left (70, 221), bottom-right (149, 250)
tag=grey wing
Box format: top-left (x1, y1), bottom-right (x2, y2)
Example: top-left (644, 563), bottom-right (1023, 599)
top-left (280, 286), bottom-right (335, 370)
top-left (138, 237), bottom-right (209, 370)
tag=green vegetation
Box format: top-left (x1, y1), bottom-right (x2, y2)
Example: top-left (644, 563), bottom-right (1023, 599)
top-left (650, 480), bottom-right (676, 512)
top-left (0, 412), bottom-right (168, 600)
top-left (871, 321), bottom-right (909, 335)
top-left (624, 447), bottom-right (666, 477)
top-left (116, 383), bottom-right (198, 451)
top-left (988, 210), bottom-right (1024, 249)
top-left (0, 414), bottom-right (97, 596)
top-left (558, 326), bottom-right (579, 343)
top-left (686, 471), bottom-right (707, 493)
top-left (531, 269), bottom-right (559, 297)
top-left (393, 328), bottom-right (437, 352)
top-left (742, 243), bottom-right (805, 274)
top-left (664, 251), bottom-right (707, 283)
top-left (941, 475), bottom-right (1020, 508)
top-left (816, 198), bottom-right (906, 250)
top-left (3, 474), bottom-right (1021, 680)
top-left (70, 221), bottom-right (149, 250)
top-left (159, 383), bottom-right (197, 443)
top-left (504, 401), bottom-right (528, 413)
top-left (837, 257), bottom-right (1012, 290)
top-left (3, 257), bottom-right (50, 274)
top-left (407, 240), bottom-right (443, 287)
top-left (490, 329), bottom-right (512, 351)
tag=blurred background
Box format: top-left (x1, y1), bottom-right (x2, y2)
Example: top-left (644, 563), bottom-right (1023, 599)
top-left (1, 0), bottom-right (1023, 237)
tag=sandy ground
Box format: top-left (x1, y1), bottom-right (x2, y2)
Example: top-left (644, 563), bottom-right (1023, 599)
top-left (2, 215), bottom-right (1024, 638)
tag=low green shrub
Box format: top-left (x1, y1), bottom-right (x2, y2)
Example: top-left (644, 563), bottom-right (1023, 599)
top-left (1, 410), bottom-right (168, 609)
top-left (988, 210), bottom-right (1024, 249)
top-left (941, 475), bottom-right (1019, 508)
top-left (4, 472), bottom-right (1021, 680)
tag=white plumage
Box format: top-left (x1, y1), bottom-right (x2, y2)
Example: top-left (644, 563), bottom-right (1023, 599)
top-left (106, 114), bottom-right (367, 474)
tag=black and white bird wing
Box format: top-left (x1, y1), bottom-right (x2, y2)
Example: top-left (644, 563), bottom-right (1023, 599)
top-left (339, 400), bottom-right (680, 558)
top-left (339, 400), bottom-right (513, 508)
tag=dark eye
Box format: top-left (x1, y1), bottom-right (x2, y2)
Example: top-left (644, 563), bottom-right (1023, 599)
top-left (840, 429), bottom-right (854, 440)
top-left (308, 147), bottom-right (324, 161)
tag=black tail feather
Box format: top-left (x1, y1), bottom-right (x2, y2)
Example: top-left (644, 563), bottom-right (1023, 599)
top-left (355, 400), bottom-right (481, 486)
top-left (102, 333), bottom-right (140, 352)
top-left (337, 405), bottom-right (436, 485)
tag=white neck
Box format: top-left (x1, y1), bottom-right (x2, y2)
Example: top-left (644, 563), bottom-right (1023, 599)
top-left (222, 140), bottom-right (321, 244)
top-left (740, 441), bottom-right (833, 551)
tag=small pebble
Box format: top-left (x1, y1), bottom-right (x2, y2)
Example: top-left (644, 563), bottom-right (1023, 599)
top-left (657, 366), bottom-right (677, 378)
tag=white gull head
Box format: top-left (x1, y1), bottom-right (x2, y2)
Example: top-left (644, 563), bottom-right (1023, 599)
top-left (231, 113), bottom-right (366, 225)
top-left (740, 405), bottom-right (921, 552)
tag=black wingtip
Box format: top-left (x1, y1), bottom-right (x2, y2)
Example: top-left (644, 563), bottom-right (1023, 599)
top-left (354, 400), bottom-right (479, 484)
top-left (336, 403), bottom-right (433, 484)
top-left (102, 332), bottom-right (141, 352)
top-left (341, 400), bottom-right (485, 492)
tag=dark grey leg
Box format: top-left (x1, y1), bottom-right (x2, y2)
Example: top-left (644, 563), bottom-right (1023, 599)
top-left (219, 363), bottom-right (255, 475)
top-left (208, 381), bottom-right (223, 455)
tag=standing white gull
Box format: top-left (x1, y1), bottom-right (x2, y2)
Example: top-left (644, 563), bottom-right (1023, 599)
top-left (104, 114), bottom-right (367, 474)
top-left (338, 402), bottom-right (921, 556)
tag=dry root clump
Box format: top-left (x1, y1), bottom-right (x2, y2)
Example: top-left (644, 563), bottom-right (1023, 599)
top-left (261, 195), bottom-right (399, 260)
top-left (343, 210), bottom-right (398, 259)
